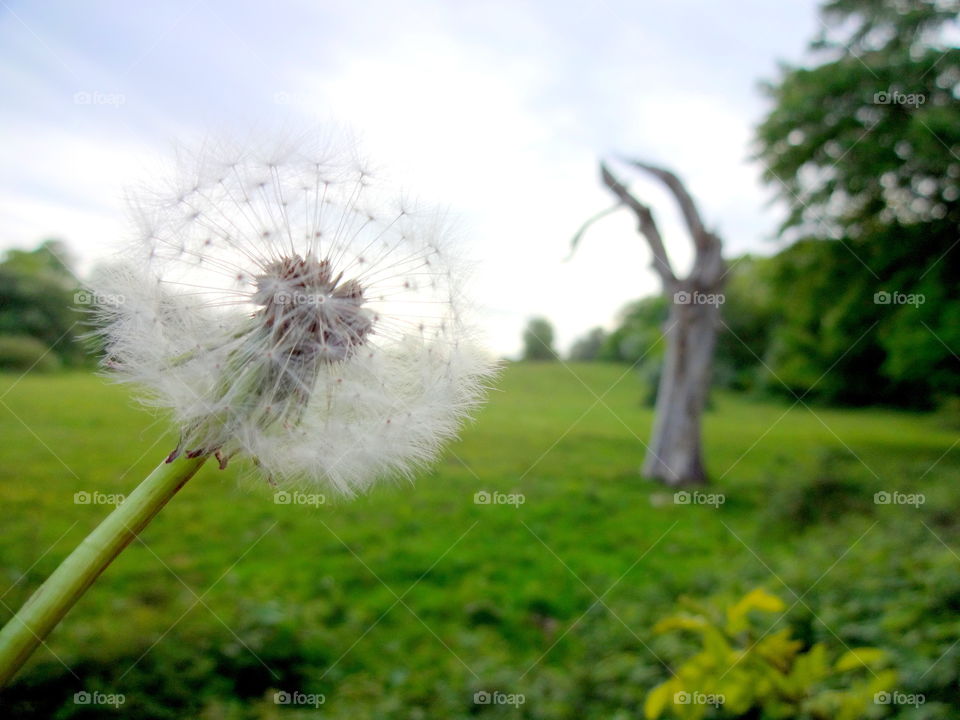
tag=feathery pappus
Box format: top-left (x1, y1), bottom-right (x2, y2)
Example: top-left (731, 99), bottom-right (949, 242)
top-left (92, 131), bottom-right (495, 496)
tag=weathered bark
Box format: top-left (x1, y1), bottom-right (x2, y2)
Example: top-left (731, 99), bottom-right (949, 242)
top-left (644, 288), bottom-right (722, 486)
top-left (573, 159), bottom-right (725, 486)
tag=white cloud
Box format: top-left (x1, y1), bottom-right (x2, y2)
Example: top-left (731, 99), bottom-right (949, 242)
top-left (0, 125), bottom-right (161, 267)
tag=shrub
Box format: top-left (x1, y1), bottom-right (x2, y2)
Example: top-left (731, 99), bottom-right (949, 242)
top-left (0, 335), bottom-right (60, 372)
top-left (644, 588), bottom-right (894, 720)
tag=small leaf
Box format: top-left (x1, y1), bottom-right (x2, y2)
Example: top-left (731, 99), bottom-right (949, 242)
top-left (754, 628), bottom-right (803, 671)
top-left (644, 681), bottom-right (674, 720)
top-left (726, 588), bottom-right (785, 633)
top-left (653, 614), bottom-right (710, 634)
top-left (835, 647), bottom-right (886, 672)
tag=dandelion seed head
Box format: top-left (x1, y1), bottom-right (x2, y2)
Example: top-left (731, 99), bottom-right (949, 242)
top-left (92, 130), bottom-right (495, 495)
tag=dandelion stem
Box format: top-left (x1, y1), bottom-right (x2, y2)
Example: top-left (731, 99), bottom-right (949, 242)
top-left (0, 455), bottom-right (208, 687)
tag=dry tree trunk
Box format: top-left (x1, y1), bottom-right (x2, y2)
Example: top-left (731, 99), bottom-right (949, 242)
top-left (644, 285), bottom-right (722, 486)
top-left (573, 160), bottom-right (725, 486)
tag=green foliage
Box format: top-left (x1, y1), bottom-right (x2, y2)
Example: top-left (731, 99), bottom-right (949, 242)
top-left (599, 296), bottom-right (668, 365)
top-left (754, 0), bottom-right (960, 407)
top-left (712, 255), bottom-right (777, 393)
top-left (760, 448), bottom-right (876, 533)
top-left (568, 327), bottom-right (607, 362)
top-left (597, 296), bottom-right (666, 404)
top-left (521, 316), bottom-right (558, 361)
top-left (1, 366), bottom-right (958, 718)
top-left (0, 240), bottom-right (90, 368)
top-left (0, 335), bottom-right (60, 372)
top-left (645, 589), bottom-right (894, 720)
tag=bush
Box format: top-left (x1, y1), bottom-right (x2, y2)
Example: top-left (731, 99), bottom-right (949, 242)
top-left (0, 335), bottom-right (60, 372)
top-left (644, 589), bottom-right (893, 720)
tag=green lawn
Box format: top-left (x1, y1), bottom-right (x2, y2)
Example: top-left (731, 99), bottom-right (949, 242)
top-left (0, 364), bottom-right (957, 718)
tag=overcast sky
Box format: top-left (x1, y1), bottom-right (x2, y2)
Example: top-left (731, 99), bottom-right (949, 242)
top-left (0, 0), bottom-right (822, 356)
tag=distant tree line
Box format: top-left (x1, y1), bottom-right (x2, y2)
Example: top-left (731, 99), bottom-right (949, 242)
top-left (566, 234), bottom-right (956, 410)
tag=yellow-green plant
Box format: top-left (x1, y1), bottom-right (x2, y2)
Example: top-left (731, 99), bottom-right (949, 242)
top-left (644, 588), bottom-right (895, 720)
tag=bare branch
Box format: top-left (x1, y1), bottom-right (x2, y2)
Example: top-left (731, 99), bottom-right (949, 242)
top-left (621, 158), bottom-right (712, 250)
top-left (599, 162), bottom-right (678, 286)
top-left (565, 203), bottom-right (622, 261)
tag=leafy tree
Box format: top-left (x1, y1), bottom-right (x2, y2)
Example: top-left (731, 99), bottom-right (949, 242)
top-left (568, 326), bottom-right (607, 361)
top-left (0, 240), bottom-right (88, 368)
top-left (599, 296), bottom-right (668, 365)
top-left (754, 0), bottom-right (960, 406)
top-left (522, 317), bottom-right (558, 361)
top-left (712, 255), bottom-right (777, 393)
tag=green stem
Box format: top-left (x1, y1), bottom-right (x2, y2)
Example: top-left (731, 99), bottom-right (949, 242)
top-left (0, 455), bottom-right (207, 687)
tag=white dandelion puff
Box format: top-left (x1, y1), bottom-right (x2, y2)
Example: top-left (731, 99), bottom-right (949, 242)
top-left (92, 131), bottom-right (496, 495)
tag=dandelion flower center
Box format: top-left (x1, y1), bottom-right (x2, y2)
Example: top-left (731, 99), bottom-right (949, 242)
top-left (253, 254), bottom-right (373, 364)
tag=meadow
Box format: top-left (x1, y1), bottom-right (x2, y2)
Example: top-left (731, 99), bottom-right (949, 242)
top-left (1, 364), bottom-right (958, 718)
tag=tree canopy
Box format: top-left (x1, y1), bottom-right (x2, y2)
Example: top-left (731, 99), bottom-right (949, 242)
top-left (0, 240), bottom-right (88, 369)
top-left (522, 317), bottom-right (558, 361)
top-left (753, 0), bottom-right (960, 406)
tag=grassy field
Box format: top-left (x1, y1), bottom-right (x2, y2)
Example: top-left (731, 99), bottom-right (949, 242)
top-left (1, 364), bottom-right (958, 718)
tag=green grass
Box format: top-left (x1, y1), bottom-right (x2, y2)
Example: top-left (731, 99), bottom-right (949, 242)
top-left (0, 364), bottom-right (958, 718)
